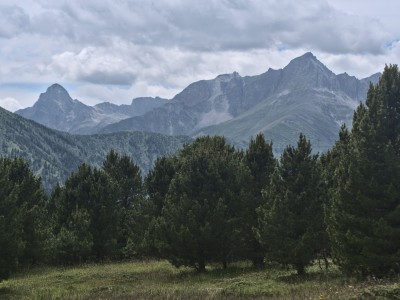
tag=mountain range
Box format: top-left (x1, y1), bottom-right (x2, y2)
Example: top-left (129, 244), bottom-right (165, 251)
top-left (15, 52), bottom-right (380, 153)
top-left (0, 107), bottom-right (190, 192)
top-left (16, 84), bottom-right (167, 134)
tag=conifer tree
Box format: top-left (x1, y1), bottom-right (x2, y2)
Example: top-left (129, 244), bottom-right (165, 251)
top-left (145, 156), bottom-right (177, 216)
top-left (102, 150), bottom-right (144, 257)
top-left (328, 65), bottom-right (400, 277)
top-left (243, 133), bottom-right (276, 268)
top-left (0, 157), bottom-right (47, 280)
top-left (50, 164), bottom-right (119, 261)
top-left (143, 156), bottom-right (177, 256)
top-left (153, 136), bottom-right (251, 272)
top-left (256, 134), bottom-right (323, 275)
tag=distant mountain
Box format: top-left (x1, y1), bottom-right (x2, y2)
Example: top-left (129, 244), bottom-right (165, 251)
top-left (101, 52), bottom-right (380, 152)
top-left (196, 54), bottom-right (381, 151)
top-left (94, 96), bottom-right (167, 117)
top-left (0, 107), bottom-right (190, 192)
top-left (16, 84), bottom-right (168, 134)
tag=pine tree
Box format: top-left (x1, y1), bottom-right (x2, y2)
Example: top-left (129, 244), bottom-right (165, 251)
top-left (102, 150), bottom-right (144, 257)
top-left (243, 133), bottom-right (276, 268)
top-left (328, 65), bottom-right (400, 277)
top-left (50, 164), bottom-right (119, 261)
top-left (256, 134), bottom-right (323, 275)
top-left (102, 150), bottom-right (142, 209)
top-left (0, 157), bottom-right (47, 280)
top-left (143, 156), bottom-right (177, 256)
top-left (154, 136), bottom-right (251, 272)
top-left (55, 208), bottom-right (93, 264)
top-left (145, 156), bottom-right (177, 216)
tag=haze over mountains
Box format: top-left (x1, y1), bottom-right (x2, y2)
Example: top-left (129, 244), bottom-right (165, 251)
top-left (15, 52), bottom-right (380, 153)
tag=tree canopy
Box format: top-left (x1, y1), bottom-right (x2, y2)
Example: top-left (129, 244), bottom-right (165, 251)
top-left (328, 65), bottom-right (400, 277)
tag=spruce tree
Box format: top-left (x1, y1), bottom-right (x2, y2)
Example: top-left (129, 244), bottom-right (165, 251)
top-left (328, 65), bottom-right (400, 277)
top-left (256, 134), bottom-right (323, 275)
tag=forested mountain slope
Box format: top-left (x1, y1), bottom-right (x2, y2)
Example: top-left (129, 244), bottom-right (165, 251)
top-left (0, 107), bottom-right (190, 192)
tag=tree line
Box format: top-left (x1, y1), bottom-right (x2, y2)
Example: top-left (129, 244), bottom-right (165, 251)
top-left (1, 65), bottom-right (399, 280)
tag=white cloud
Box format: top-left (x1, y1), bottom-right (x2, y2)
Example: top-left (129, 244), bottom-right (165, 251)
top-left (0, 97), bottom-right (23, 112)
top-left (48, 46), bottom-right (137, 85)
top-left (0, 0), bottom-right (398, 108)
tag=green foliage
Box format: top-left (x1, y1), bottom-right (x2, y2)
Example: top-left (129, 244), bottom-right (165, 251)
top-left (143, 155), bottom-right (177, 256)
top-left (243, 133), bottom-right (276, 268)
top-left (145, 156), bottom-right (177, 217)
top-left (54, 208), bottom-right (93, 264)
top-left (153, 136), bottom-right (252, 271)
top-left (50, 164), bottom-right (119, 262)
top-left (0, 157), bottom-right (47, 280)
top-left (327, 65), bottom-right (400, 277)
top-left (256, 134), bottom-right (324, 275)
top-left (102, 150), bottom-right (145, 258)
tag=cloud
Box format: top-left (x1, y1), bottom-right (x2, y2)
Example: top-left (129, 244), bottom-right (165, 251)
top-left (47, 46), bottom-right (137, 85)
top-left (0, 5), bottom-right (30, 38)
top-left (3, 0), bottom-right (389, 54)
top-left (320, 40), bottom-right (400, 78)
top-left (0, 0), bottom-right (398, 109)
top-left (0, 97), bottom-right (23, 112)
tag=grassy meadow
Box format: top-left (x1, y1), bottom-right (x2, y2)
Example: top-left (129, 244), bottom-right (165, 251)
top-left (0, 260), bottom-right (399, 299)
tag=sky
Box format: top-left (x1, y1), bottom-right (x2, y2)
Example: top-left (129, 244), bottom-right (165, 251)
top-left (0, 0), bottom-right (399, 111)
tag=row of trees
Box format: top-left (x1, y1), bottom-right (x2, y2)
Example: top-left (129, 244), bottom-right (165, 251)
top-left (1, 65), bottom-right (399, 280)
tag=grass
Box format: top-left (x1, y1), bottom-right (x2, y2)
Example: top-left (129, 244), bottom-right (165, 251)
top-left (0, 260), bottom-right (399, 299)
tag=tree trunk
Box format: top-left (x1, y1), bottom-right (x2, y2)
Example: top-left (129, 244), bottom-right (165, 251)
top-left (222, 260), bottom-right (227, 270)
top-left (197, 260), bottom-right (206, 273)
top-left (252, 257), bottom-right (265, 270)
top-left (323, 254), bottom-right (329, 270)
top-left (296, 264), bottom-right (305, 276)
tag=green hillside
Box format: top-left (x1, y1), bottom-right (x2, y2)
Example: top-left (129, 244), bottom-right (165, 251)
top-left (0, 107), bottom-right (190, 192)
top-left (195, 88), bottom-right (357, 153)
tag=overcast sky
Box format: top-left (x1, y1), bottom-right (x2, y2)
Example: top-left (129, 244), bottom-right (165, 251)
top-left (0, 0), bottom-right (399, 111)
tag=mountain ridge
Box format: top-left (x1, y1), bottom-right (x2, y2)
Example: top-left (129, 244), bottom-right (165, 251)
top-left (100, 52), bottom-right (380, 152)
top-left (13, 52), bottom-right (381, 153)
top-left (0, 107), bottom-right (190, 192)
top-left (16, 84), bottom-right (168, 134)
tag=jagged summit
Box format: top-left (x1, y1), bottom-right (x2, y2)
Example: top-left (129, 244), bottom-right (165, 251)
top-left (39, 83), bottom-right (72, 102)
top-left (16, 85), bottom-right (168, 134)
top-left (46, 83), bottom-right (68, 92)
top-left (299, 51), bottom-right (317, 60)
top-left (16, 83), bottom-right (92, 133)
top-left (286, 52), bottom-right (328, 71)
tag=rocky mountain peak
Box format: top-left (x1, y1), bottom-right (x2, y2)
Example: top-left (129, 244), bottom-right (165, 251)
top-left (46, 83), bottom-right (69, 93)
top-left (280, 52), bottom-right (336, 90)
top-left (37, 83), bottom-right (73, 106)
top-left (285, 52), bottom-right (328, 71)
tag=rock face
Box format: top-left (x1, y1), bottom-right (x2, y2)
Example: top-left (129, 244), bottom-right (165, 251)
top-left (16, 84), bottom-right (167, 134)
top-left (101, 52), bottom-right (380, 152)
